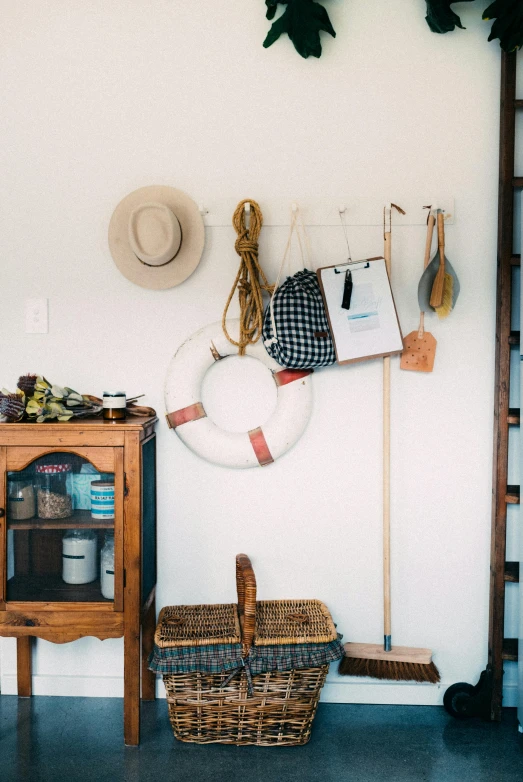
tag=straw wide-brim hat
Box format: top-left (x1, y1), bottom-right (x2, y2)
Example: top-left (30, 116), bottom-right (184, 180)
top-left (108, 185), bottom-right (205, 290)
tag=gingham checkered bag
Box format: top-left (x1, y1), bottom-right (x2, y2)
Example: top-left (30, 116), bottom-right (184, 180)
top-left (263, 209), bottom-right (336, 369)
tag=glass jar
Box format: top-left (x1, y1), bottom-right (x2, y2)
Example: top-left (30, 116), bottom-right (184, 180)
top-left (36, 464), bottom-right (73, 519)
top-left (100, 533), bottom-right (115, 600)
top-left (7, 478), bottom-right (35, 520)
top-left (62, 529), bottom-right (97, 585)
top-left (103, 391), bottom-right (126, 420)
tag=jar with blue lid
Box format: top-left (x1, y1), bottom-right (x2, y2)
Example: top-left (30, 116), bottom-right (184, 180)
top-left (90, 480), bottom-right (115, 520)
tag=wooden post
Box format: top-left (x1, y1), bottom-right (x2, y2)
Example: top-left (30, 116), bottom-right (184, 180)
top-left (123, 431), bottom-right (142, 745)
top-left (17, 637), bottom-right (32, 697)
top-left (141, 591), bottom-right (156, 701)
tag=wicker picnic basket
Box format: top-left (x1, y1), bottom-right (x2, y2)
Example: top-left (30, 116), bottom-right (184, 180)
top-left (152, 554), bottom-right (342, 746)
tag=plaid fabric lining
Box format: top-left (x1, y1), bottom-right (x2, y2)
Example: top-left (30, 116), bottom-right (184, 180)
top-left (262, 269), bottom-right (336, 369)
top-left (148, 635), bottom-right (344, 675)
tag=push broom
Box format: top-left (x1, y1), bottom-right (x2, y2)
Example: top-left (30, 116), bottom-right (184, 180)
top-left (339, 206), bottom-right (440, 684)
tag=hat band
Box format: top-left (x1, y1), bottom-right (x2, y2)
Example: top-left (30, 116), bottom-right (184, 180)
top-left (136, 221), bottom-right (183, 268)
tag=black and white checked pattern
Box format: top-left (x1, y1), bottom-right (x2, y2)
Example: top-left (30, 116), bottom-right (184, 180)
top-left (263, 269), bottom-right (336, 368)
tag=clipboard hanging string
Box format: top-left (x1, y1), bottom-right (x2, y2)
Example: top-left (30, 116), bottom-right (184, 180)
top-left (338, 208), bottom-right (353, 263)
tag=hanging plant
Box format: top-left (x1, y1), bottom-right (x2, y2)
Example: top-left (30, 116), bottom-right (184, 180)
top-left (483, 0), bottom-right (523, 52)
top-left (425, 0), bottom-right (523, 52)
top-left (263, 0), bottom-right (336, 59)
top-left (425, 0), bottom-right (475, 34)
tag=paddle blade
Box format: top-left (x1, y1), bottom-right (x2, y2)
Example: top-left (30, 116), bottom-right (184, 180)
top-left (400, 331), bottom-right (437, 373)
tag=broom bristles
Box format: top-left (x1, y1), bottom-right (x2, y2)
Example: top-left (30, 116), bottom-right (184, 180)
top-left (435, 273), bottom-right (453, 319)
top-left (338, 655), bottom-right (440, 684)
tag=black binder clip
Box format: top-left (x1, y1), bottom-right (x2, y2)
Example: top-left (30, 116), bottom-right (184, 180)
top-left (341, 269), bottom-right (353, 310)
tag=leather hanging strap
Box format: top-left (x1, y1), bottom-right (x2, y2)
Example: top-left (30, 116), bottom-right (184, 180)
top-left (248, 427), bottom-right (274, 466)
top-left (166, 402), bottom-right (206, 429)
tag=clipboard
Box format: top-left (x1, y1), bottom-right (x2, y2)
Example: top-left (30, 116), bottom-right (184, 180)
top-left (317, 256), bottom-right (403, 365)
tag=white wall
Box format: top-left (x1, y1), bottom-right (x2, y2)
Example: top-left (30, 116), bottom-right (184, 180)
top-left (0, 1), bottom-right (510, 705)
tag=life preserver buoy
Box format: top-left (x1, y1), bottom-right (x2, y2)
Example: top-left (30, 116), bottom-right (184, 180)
top-left (164, 319), bottom-right (313, 468)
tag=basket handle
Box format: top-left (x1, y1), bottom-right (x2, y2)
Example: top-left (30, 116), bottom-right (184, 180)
top-left (235, 553), bottom-right (257, 655)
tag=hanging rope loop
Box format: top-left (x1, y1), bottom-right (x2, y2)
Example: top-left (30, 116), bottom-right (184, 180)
top-left (222, 199), bottom-right (274, 355)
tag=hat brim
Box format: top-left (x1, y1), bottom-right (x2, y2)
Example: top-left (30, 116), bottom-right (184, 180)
top-left (108, 186), bottom-right (205, 290)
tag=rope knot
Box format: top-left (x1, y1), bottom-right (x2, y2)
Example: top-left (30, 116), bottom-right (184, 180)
top-left (235, 237), bottom-right (258, 256)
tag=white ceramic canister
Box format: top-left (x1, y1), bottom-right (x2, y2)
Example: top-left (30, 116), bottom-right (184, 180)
top-left (100, 533), bottom-right (115, 600)
top-left (62, 529), bottom-right (97, 585)
top-left (91, 481), bottom-right (115, 520)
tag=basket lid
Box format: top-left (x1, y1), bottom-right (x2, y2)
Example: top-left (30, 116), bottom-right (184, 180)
top-left (253, 599), bottom-right (337, 646)
top-left (155, 604), bottom-right (241, 649)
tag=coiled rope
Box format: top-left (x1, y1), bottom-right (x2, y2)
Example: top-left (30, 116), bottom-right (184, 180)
top-left (222, 199), bottom-right (274, 355)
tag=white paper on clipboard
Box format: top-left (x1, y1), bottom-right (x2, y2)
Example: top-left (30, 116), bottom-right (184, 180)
top-left (317, 257), bottom-right (403, 364)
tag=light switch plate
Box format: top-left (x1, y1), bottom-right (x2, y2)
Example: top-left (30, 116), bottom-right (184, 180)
top-left (25, 298), bottom-right (48, 333)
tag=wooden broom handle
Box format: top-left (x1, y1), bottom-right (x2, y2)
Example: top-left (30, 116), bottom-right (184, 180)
top-left (235, 553), bottom-right (257, 655)
top-left (383, 233), bottom-right (392, 645)
top-left (429, 212), bottom-right (445, 308)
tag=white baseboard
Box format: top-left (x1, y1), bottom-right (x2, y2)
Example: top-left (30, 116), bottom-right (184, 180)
top-left (1, 672), bottom-right (518, 709)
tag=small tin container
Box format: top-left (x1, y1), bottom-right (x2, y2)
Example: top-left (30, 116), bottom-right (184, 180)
top-left (103, 391), bottom-right (126, 420)
top-left (91, 481), bottom-right (115, 520)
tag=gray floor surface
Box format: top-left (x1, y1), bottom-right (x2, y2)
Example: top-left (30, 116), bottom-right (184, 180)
top-left (0, 696), bottom-right (522, 781)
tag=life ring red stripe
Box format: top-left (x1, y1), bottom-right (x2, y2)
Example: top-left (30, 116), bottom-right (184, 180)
top-left (248, 427), bottom-right (274, 466)
top-left (166, 402), bottom-right (206, 429)
top-left (274, 368), bottom-right (313, 387)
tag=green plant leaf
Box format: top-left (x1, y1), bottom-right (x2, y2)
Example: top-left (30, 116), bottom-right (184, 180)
top-left (35, 377), bottom-right (51, 391)
top-left (263, 0), bottom-right (335, 59)
top-left (66, 391), bottom-right (83, 402)
top-left (483, 0), bottom-right (523, 52)
top-left (425, 0), bottom-right (475, 34)
top-left (265, 0), bottom-right (282, 21)
top-left (26, 399), bottom-right (43, 416)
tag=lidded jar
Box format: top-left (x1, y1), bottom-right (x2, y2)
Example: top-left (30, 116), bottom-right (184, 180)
top-left (36, 464), bottom-right (73, 519)
top-left (7, 475), bottom-right (35, 521)
top-left (62, 529), bottom-right (97, 585)
top-left (100, 533), bottom-right (115, 600)
top-left (103, 391), bottom-right (126, 420)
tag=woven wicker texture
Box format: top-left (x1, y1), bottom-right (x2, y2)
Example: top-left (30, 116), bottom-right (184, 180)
top-left (164, 666), bottom-right (328, 746)
top-left (254, 599), bottom-right (337, 646)
top-left (157, 556), bottom-right (334, 745)
top-left (154, 604), bottom-right (241, 649)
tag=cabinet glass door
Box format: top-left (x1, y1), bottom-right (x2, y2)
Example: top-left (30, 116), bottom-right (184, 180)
top-left (5, 451), bottom-right (117, 604)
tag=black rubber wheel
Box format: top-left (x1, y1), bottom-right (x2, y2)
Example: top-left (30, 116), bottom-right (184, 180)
top-left (443, 682), bottom-right (476, 719)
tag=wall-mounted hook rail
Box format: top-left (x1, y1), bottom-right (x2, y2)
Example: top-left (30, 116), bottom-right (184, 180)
top-left (199, 197), bottom-right (455, 226)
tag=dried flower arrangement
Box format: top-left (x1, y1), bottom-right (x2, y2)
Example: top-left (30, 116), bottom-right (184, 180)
top-left (0, 376), bottom-right (102, 423)
top-left (0, 375), bottom-right (156, 424)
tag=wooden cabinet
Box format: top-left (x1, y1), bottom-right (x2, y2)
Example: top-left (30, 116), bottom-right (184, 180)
top-left (0, 415), bottom-right (158, 745)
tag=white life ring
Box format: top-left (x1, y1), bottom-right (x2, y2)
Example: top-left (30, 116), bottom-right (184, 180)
top-left (164, 319), bottom-right (313, 468)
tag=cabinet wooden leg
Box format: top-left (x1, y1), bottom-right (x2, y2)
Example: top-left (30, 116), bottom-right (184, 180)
top-left (124, 626), bottom-right (140, 746)
top-left (17, 637), bottom-right (32, 697)
top-left (141, 595), bottom-right (156, 701)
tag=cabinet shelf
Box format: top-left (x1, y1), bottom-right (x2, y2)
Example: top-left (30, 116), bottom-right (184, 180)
top-left (7, 509), bottom-right (114, 531)
top-left (6, 574), bottom-right (111, 604)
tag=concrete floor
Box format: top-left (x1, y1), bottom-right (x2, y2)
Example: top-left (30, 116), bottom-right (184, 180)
top-left (0, 697), bottom-right (522, 782)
